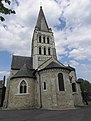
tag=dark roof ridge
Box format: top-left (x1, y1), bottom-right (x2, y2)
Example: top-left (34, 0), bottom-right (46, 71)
top-left (12, 55), bottom-right (31, 58)
top-left (44, 61), bottom-right (65, 69)
top-left (11, 63), bottom-right (35, 79)
top-left (38, 57), bottom-right (52, 69)
top-left (67, 65), bottom-right (75, 71)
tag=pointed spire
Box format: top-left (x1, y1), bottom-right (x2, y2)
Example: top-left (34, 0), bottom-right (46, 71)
top-left (35, 6), bottom-right (49, 32)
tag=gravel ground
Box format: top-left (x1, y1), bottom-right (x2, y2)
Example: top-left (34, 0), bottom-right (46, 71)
top-left (0, 103), bottom-right (91, 121)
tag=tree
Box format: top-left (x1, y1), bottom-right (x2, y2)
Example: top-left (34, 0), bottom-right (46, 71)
top-left (77, 78), bottom-right (91, 102)
top-left (77, 78), bottom-right (91, 92)
top-left (0, 0), bottom-right (15, 21)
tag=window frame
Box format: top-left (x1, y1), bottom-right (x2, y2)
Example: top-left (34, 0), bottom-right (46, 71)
top-left (43, 82), bottom-right (47, 91)
top-left (72, 83), bottom-right (77, 92)
top-left (18, 80), bottom-right (28, 95)
top-left (43, 36), bottom-right (45, 43)
top-left (58, 73), bottom-right (65, 91)
top-left (39, 36), bottom-right (41, 43)
top-left (39, 46), bottom-right (42, 55)
top-left (48, 47), bottom-right (51, 55)
top-left (47, 37), bottom-right (50, 44)
top-left (44, 47), bottom-right (46, 55)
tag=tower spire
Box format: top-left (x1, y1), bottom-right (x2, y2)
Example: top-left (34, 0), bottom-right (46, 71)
top-left (35, 6), bottom-right (49, 32)
top-left (32, 6), bottom-right (57, 69)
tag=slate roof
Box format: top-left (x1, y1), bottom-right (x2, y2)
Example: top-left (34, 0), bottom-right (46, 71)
top-left (67, 65), bottom-right (75, 71)
top-left (11, 55), bottom-right (33, 70)
top-left (45, 62), bottom-right (65, 69)
top-left (43, 61), bottom-right (71, 71)
top-left (11, 64), bottom-right (36, 79)
top-left (35, 6), bottom-right (49, 32)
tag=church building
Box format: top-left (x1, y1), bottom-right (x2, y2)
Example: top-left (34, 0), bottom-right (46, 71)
top-left (4, 6), bottom-right (83, 110)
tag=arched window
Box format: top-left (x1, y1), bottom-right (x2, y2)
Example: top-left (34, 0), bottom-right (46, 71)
top-left (47, 37), bottom-right (50, 44)
top-left (39, 47), bottom-right (42, 55)
top-left (43, 82), bottom-right (46, 90)
top-left (72, 83), bottom-right (77, 92)
top-left (43, 36), bottom-right (45, 43)
top-left (20, 80), bottom-right (27, 93)
top-left (58, 73), bottom-right (65, 91)
top-left (39, 36), bottom-right (41, 43)
top-left (44, 47), bottom-right (46, 55)
top-left (48, 48), bottom-right (51, 55)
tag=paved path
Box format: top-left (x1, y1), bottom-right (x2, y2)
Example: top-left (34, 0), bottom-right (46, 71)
top-left (0, 104), bottom-right (91, 121)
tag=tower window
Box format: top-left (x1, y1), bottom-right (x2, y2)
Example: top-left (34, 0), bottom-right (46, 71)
top-left (20, 80), bottom-right (27, 93)
top-left (72, 83), bottom-right (77, 92)
top-left (43, 82), bottom-right (46, 90)
top-left (47, 37), bottom-right (50, 44)
top-left (58, 73), bottom-right (65, 91)
top-left (43, 36), bottom-right (45, 43)
top-left (39, 47), bottom-right (42, 55)
top-left (48, 48), bottom-right (51, 55)
top-left (39, 36), bottom-right (41, 43)
top-left (44, 47), bottom-right (46, 55)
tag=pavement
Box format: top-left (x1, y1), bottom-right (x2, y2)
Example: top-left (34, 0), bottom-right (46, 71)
top-left (0, 103), bottom-right (91, 121)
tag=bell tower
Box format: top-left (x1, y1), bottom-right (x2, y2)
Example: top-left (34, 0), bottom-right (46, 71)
top-left (31, 6), bottom-right (57, 69)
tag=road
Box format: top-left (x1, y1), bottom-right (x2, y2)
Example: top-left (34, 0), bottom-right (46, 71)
top-left (0, 104), bottom-right (91, 121)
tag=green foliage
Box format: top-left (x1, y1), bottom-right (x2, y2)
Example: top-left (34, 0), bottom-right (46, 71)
top-left (78, 78), bottom-right (91, 102)
top-left (0, 0), bottom-right (15, 21)
top-left (77, 78), bottom-right (91, 92)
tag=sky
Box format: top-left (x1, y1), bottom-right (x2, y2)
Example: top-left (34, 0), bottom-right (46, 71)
top-left (0, 0), bottom-right (91, 82)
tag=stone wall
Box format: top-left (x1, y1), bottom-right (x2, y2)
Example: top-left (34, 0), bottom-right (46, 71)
top-left (72, 83), bottom-right (83, 106)
top-left (38, 68), bottom-right (74, 110)
top-left (10, 70), bottom-right (18, 78)
top-left (6, 78), bottom-right (36, 109)
top-left (4, 68), bottom-right (83, 110)
top-left (69, 70), bottom-right (83, 106)
top-left (32, 29), bottom-right (57, 69)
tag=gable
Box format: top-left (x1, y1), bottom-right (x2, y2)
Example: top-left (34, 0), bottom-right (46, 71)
top-left (11, 64), bottom-right (35, 79)
top-left (45, 61), bottom-right (64, 69)
top-left (38, 57), bottom-right (66, 71)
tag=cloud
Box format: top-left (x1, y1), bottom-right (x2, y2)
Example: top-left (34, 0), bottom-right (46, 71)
top-left (0, 0), bottom-right (91, 81)
top-left (69, 46), bottom-right (91, 61)
top-left (0, 0), bottom-right (61, 55)
top-left (76, 64), bottom-right (91, 81)
top-left (69, 60), bottom-right (79, 67)
top-left (0, 70), bottom-right (10, 79)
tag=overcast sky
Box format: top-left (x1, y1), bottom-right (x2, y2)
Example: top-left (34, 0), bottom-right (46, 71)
top-left (0, 0), bottom-right (91, 82)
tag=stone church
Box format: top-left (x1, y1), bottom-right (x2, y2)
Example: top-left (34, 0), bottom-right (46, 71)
top-left (4, 6), bottom-right (83, 110)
